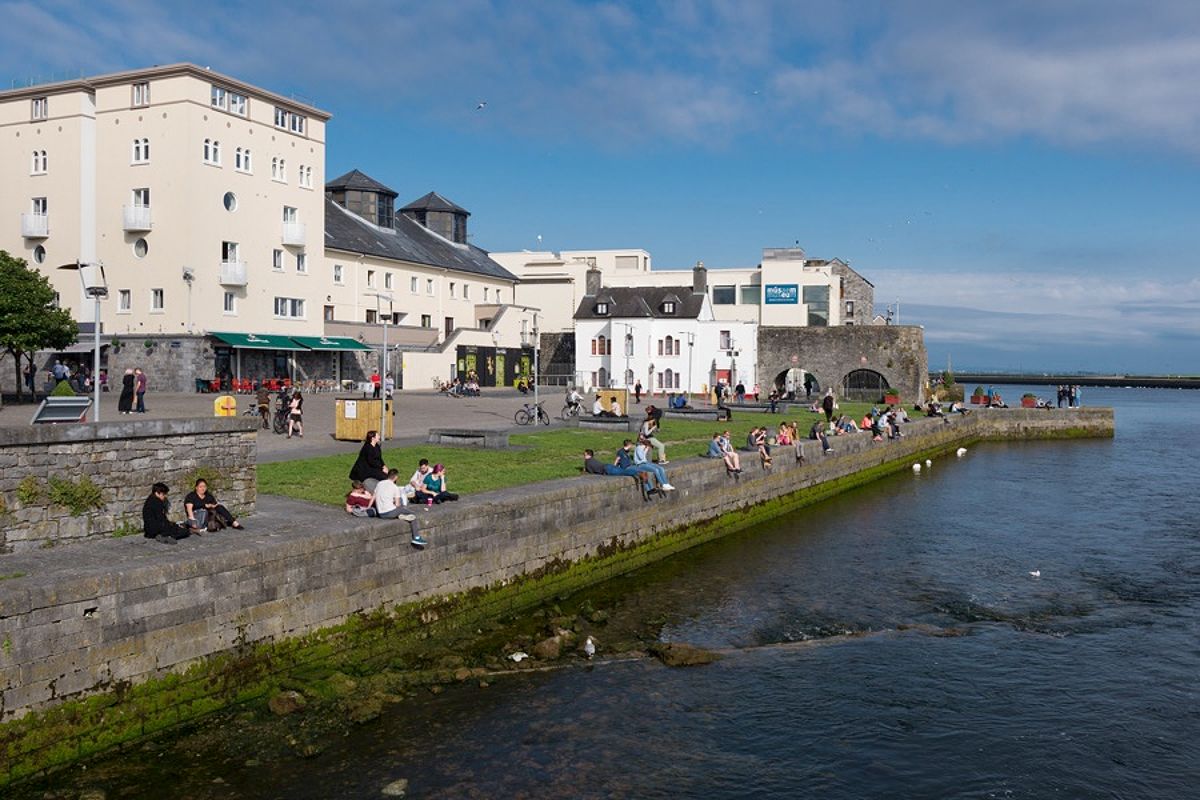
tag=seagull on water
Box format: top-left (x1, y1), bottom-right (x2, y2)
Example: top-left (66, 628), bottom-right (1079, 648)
top-left (1029, 570), bottom-right (1041, 578)
top-left (925, 459), bottom-right (932, 467)
top-left (956, 447), bottom-right (968, 457)
top-left (912, 463), bottom-right (921, 472)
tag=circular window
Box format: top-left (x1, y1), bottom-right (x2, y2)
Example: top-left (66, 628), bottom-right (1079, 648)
top-left (133, 238), bottom-right (149, 258)
top-left (33, 245), bottom-right (46, 264)
top-left (223, 192), bottom-right (237, 211)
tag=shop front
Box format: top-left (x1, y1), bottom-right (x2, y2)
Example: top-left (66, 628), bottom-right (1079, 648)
top-left (455, 345), bottom-right (534, 387)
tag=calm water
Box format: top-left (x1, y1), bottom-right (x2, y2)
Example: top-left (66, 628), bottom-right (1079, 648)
top-left (25, 387), bottom-right (1200, 798)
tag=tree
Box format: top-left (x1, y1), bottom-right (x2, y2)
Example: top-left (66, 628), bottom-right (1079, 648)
top-left (0, 250), bottom-right (78, 402)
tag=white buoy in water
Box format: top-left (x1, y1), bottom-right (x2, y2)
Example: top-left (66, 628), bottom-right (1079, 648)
top-left (925, 459), bottom-right (932, 467)
top-left (912, 463), bottom-right (922, 472)
top-left (956, 447), bottom-right (968, 457)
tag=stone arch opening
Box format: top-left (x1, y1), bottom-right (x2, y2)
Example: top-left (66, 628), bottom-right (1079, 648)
top-left (773, 367), bottom-right (820, 400)
top-left (841, 369), bottom-right (890, 402)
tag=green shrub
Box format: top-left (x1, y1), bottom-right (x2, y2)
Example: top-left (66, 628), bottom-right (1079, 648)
top-left (50, 380), bottom-right (76, 397)
top-left (16, 477), bottom-right (41, 506)
top-left (48, 476), bottom-right (104, 515)
top-left (972, 386), bottom-right (986, 397)
top-left (112, 520), bottom-right (140, 538)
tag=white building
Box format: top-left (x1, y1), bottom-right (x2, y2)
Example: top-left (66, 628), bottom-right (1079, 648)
top-left (573, 266), bottom-right (757, 396)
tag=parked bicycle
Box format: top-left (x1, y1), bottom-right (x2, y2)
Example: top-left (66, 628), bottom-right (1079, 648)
top-left (272, 390), bottom-right (290, 435)
top-left (515, 400), bottom-right (551, 426)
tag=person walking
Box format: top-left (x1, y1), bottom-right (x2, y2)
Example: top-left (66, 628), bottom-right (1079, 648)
top-left (134, 368), bottom-right (148, 413)
top-left (634, 380), bottom-right (643, 404)
top-left (118, 368), bottom-right (135, 414)
top-left (287, 390), bottom-right (304, 438)
top-left (256, 385), bottom-right (271, 429)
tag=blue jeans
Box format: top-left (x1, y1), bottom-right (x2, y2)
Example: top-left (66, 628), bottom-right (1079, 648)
top-left (635, 463), bottom-right (668, 487)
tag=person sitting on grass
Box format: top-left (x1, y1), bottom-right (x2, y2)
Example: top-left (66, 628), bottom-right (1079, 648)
top-left (345, 480), bottom-right (375, 516)
top-left (634, 437), bottom-right (676, 491)
top-left (408, 458), bottom-right (432, 503)
top-left (418, 463), bottom-right (460, 508)
top-left (142, 482), bottom-right (190, 544)
top-left (349, 430), bottom-right (388, 492)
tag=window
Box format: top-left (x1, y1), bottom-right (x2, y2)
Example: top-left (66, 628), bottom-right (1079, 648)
top-left (272, 249), bottom-right (283, 270)
top-left (151, 288), bottom-right (164, 311)
top-left (221, 242), bottom-right (239, 268)
top-left (657, 337), bottom-right (681, 356)
top-left (449, 281), bottom-right (456, 298)
top-left (624, 335), bottom-right (634, 357)
top-left (463, 284), bottom-right (470, 300)
top-left (290, 114), bottom-right (306, 135)
top-left (803, 285), bottom-right (830, 327)
top-left (132, 187), bottom-right (150, 208)
top-left (283, 206), bottom-right (298, 223)
top-left (210, 86), bottom-right (227, 110)
top-left (133, 238), bottom-right (148, 258)
top-left (299, 165), bottom-right (312, 188)
top-left (223, 292), bottom-right (236, 313)
top-left (235, 147), bottom-right (252, 172)
top-left (420, 314), bottom-right (432, 328)
top-left (271, 157), bottom-right (279, 180)
top-left (483, 287), bottom-right (490, 302)
top-left (32, 197), bottom-right (47, 215)
top-left (367, 270), bottom-right (376, 288)
top-left (31, 97), bottom-right (47, 120)
top-left (719, 330), bottom-right (732, 350)
top-left (410, 276), bottom-right (418, 293)
top-left (591, 335), bottom-right (612, 356)
top-left (273, 157), bottom-right (288, 182)
top-left (30, 150), bottom-right (47, 174)
top-left (596, 302), bottom-right (608, 315)
top-left (274, 107), bottom-right (288, 127)
top-left (32, 245), bottom-right (46, 264)
top-left (333, 264), bottom-right (344, 284)
top-left (118, 289), bottom-right (131, 312)
top-left (296, 252), bottom-right (307, 273)
top-left (497, 290), bottom-right (503, 304)
top-left (365, 309), bottom-right (377, 324)
top-left (426, 278), bottom-right (435, 295)
top-left (229, 92), bottom-right (247, 116)
top-left (132, 82), bottom-right (150, 106)
top-left (739, 285), bottom-right (760, 305)
top-left (845, 300), bottom-right (855, 317)
top-left (274, 297), bottom-right (305, 318)
top-left (384, 272), bottom-right (393, 290)
top-left (203, 138), bottom-right (221, 165)
top-left (662, 301), bottom-right (675, 314)
top-left (132, 138), bottom-right (150, 163)
top-left (223, 191), bottom-right (237, 211)
top-left (323, 305), bottom-right (334, 322)
top-left (712, 285), bottom-right (736, 305)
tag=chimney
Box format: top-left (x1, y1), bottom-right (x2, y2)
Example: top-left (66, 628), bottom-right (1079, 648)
top-left (692, 260), bottom-right (707, 295)
top-left (585, 268), bottom-right (602, 297)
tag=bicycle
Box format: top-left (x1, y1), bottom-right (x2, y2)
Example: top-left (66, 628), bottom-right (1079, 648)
top-left (560, 401), bottom-right (582, 420)
top-left (514, 400), bottom-right (550, 426)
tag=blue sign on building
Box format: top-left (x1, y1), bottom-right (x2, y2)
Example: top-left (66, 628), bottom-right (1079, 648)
top-left (764, 284), bottom-right (799, 304)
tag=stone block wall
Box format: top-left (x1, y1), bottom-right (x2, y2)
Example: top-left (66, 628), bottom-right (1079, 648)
top-left (0, 407), bottom-right (1112, 737)
top-left (0, 418), bottom-right (257, 553)
top-left (757, 324), bottom-right (929, 403)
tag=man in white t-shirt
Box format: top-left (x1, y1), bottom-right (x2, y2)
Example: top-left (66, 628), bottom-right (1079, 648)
top-left (610, 396), bottom-right (622, 417)
top-left (407, 458), bottom-right (432, 502)
top-left (374, 469), bottom-right (407, 516)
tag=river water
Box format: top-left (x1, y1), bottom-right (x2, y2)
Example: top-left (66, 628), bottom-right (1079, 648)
top-left (21, 387), bottom-right (1200, 798)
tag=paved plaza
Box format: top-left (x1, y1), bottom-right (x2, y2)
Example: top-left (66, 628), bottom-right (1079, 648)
top-left (0, 387), bottom-right (622, 463)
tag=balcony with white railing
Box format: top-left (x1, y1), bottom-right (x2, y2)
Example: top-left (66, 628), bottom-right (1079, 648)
top-left (21, 213), bottom-right (49, 238)
top-left (282, 221), bottom-right (306, 247)
top-left (122, 205), bottom-right (152, 232)
top-left (219, 260), bottom-right (247, 286)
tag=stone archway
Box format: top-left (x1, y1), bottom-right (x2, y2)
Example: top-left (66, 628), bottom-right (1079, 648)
top-left (841, 368), bottom-right (890, 402)
top-left (773, 367), bottom-right (820, 401)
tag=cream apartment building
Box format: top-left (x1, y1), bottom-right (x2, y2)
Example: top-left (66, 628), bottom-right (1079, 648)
top-left (0, 64), bottom-right (532, 391)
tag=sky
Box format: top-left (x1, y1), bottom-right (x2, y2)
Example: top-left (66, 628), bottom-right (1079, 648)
top-left (3, 0), bottom-right (1198, 373)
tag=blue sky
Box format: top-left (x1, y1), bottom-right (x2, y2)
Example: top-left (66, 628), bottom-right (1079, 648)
top-left (4, 0), bottom-right (1198, 373)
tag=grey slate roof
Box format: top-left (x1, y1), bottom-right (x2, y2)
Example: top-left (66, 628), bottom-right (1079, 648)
top-left (402, 191), bottom-right (470, 215)
top-left (324, 198), bottom-right (518, 282)
top-left (326, 169), bottom-right (398, 197)
top-left (574, 286), bottom-right (705, 320)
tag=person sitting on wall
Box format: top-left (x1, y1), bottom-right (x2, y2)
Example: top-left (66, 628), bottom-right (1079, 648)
top-left (634, 437), bottom-right (676, 490)
top-left (185, 478), bottom-right (243, 531)
top-left (373, 469), bottom-right (411, 516)
top-left (349, 430), bottom-right (388, 492)
top-left (751, 426), bottom-right (773, 468)
top-left (671, 393), bottom-right (689, 410)
top-left (582, 448), bottom-right (609, 474)
top-left (418, 463), bottom-right (459, 507)
top-left (640, 409), bottom-right (668, 464)
top-left (612, 439), bottom-right (659, 494)
top-left (592, 395), bottom-right (614, 417)
top-left (142, 482), bottom-right (190, 544)
top-left (718, 430), bottom-right (743, 472)
top-left (810, 420), bottom-right (833, 453)
top-left (345, 480), bottom-right (376, 516)
top-left (610, 396), bottom-right (623, 417)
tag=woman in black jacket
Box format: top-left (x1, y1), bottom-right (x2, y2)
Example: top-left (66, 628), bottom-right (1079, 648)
top-left (142, 483), bottom-right (189, 543)
top-left (118, 368), bottom-right (135, 414)
top-left (348, 430), bottom-right (388, 491)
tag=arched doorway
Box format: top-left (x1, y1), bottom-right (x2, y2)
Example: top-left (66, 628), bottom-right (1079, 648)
top-left (842, 369), bottom-right (890, 402)
top-left (774, 367), bottom-right (820, 400)
top-left (597, 366), bottom-right (609, 389)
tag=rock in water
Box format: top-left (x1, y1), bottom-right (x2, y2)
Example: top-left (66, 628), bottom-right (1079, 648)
top-left (382, 777), bottom-right (409, 797)
top-left (533, 635), bottom-right (563, 660)
top-left (648, 642), bottom-right (722, 667)
top-left (268, 690), bottom-right (307, 716)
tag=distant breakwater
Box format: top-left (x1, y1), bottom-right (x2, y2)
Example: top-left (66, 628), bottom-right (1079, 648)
top-left (951, 373), bottom-right (1199, 390)
top-left (0, 407), bottom-right (1113, 786)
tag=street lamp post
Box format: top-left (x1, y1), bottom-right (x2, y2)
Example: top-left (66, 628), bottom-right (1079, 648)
top-left (682, 331), bottom-right (695, 401)
top-left (532, 311), bottom-right (540, 414)
top-left (366, 291), bottom-right (394, 441)
top-left (59, 261), bottom-right (108, 422)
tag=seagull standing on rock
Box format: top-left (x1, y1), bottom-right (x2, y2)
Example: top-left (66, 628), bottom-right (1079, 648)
top-left (584, 636), bottom-right (596, 659)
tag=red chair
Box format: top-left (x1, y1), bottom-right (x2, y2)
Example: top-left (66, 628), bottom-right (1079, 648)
top-left (209, 378), bottom-right (221, 392)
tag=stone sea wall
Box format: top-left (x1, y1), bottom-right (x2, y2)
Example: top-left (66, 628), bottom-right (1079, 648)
top-left (0, 407), bottom-right (1112, 783)
top-left (0, 418), bottom-right (257, 552)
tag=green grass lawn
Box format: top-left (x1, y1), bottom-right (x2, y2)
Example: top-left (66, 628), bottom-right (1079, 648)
top-left (259, 402), bottom-right (876, 506)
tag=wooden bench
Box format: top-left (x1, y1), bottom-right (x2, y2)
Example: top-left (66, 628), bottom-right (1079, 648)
top-left (426, 428), bottom-right (510, 448)
top-left (577, 416), bottom-right (636, 432)
top-left (663, 408), bottom-right (732, 422)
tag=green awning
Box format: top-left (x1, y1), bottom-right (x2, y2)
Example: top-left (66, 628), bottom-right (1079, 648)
top-left (210, 332), bottom-right (307, 350)
top-left (289, 335), bottom-right (373, 352)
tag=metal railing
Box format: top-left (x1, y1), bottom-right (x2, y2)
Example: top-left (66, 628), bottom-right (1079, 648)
top-left (21, 212), bottom-right (49, 238)
top-left (122, 205), bottom-right (152, 232)
top-left (219, 260), bottom-right (247, 286)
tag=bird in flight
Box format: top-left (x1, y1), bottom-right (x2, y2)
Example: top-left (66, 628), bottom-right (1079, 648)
top-left (476, 101), bottom-right (488, 111)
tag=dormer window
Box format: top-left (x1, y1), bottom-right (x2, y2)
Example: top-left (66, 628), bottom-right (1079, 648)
top-left (662, 301), bottom-right (676, 314)
top-left (596, 302), bottom-right (609, 315)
